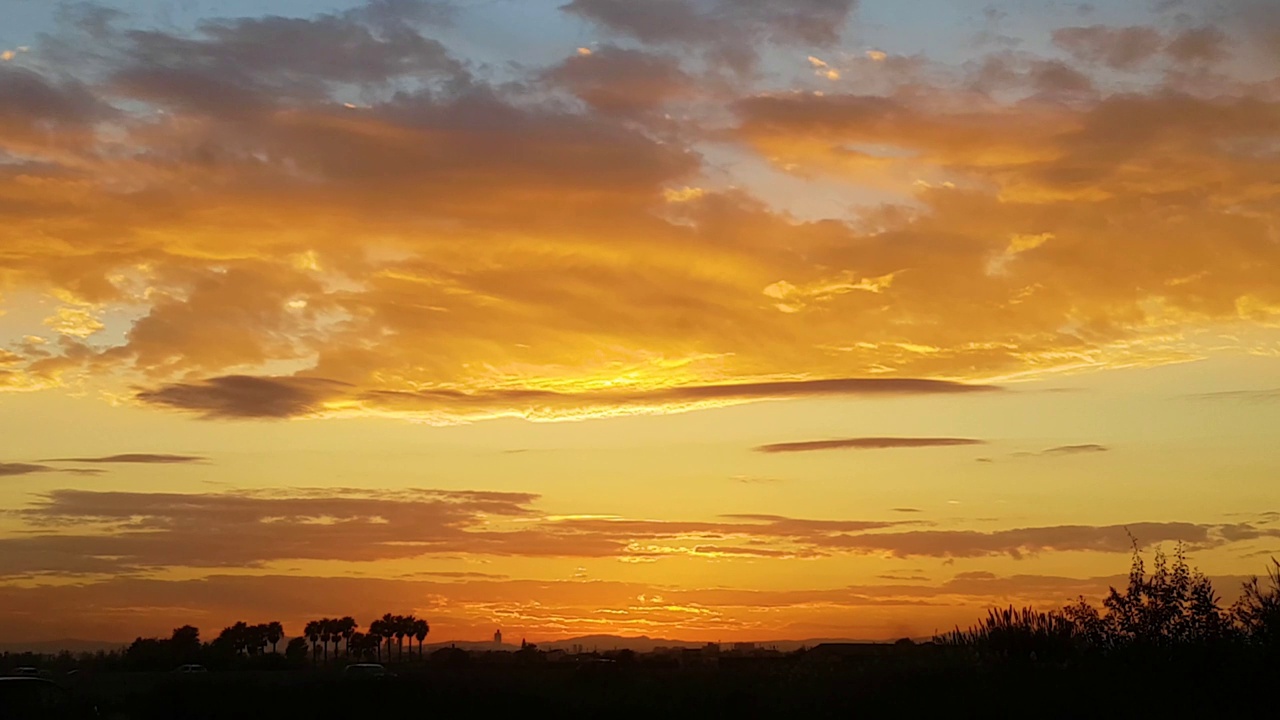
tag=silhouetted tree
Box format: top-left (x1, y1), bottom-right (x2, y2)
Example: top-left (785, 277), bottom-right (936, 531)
top-left (337, 616), bottom-right (358, 657)
top-left (377, 614), bottom-right (397, 662)
top-left (394, 615), bottom-right (410, 661)
top-left (304, 621), bottom-right (321, 663)
top-left (285, 637), bottom-right (309, 664)
top-left (413, 618), bottom-right (430, 658)
top-left (171, 625), bottom-right (201, 664)
top-left (266, 621), bottom-right (284, 654)
top-left (1233, 558), bottom-right (1280, 654)
top-left (1069, 543), bottom-right (1233, 653)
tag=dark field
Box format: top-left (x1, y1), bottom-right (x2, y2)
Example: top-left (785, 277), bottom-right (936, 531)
top-left (30, 655), bottom-right (1280, 720)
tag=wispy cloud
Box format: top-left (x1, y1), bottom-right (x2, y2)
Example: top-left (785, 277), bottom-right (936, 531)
top-left (0, 463), bottom-right (102, 478)
top-left (1189, 389), bottom-right (1280, 403)
top-left (43, 454), bottom-right (208, 465)
top-left (138, 376), bottom-right (1000, 420)
top-left (755, 437), bottom-right (985, 454)
top-left (731, 475), bottom-right (784, 484)
top-left (1003, 444), bottom-right (1111, 460)
top-left (1040, 444), bottom-right (1110, 456)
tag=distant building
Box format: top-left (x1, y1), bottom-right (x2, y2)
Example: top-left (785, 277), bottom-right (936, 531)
top-left (802, 643), bottom-right (897, 666)
top-left (732, 642), bottom-right (756, 652)
top-left (494, 629), bottom-right (502, 646)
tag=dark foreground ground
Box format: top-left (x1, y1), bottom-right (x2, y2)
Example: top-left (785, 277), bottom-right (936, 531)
top-left (23, 657), bottom-right (1280, 719)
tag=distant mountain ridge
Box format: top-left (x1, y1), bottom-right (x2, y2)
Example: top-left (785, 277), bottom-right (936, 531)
top-left (427, 634), bottom-right (917, 653)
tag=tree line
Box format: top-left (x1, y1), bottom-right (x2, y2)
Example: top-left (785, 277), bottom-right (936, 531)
top-left (117, 613), bottom-right (430, 671)
top-left (302, 614), bottom-right (430, 663)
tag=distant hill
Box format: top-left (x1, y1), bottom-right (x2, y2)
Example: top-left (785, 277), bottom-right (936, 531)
top-left (447, 634), bottom-right (910, 653)
top-left (0, 639), bottom-right (125, 655)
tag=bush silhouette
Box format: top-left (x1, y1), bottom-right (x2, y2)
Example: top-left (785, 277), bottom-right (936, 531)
top-left (938, 542), bottom-right (1270, 662)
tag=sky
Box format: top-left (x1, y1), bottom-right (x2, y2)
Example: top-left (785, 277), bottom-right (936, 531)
top-left (0, 0), bottom-right (1278, 645)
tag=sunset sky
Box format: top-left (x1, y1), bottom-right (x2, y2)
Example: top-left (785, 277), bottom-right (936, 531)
top-left (1, 0), bottom-right (1278, 645)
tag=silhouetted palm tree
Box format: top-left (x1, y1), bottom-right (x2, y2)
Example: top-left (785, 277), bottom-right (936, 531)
top-left (321, 619), bottom-right (335, 663)
top-left (378, 613), bottom-right (397, 662)
top-left (368, 619), bottom-right (384, 662)
top-left (218, 621), bottom-right (251, 656)
top-left (304, 621), bottom-right (321, 663)
top-left (394, 615), bottom-right (410, 661)
top-left (266, 621), bottom-right (283, 654)
top-left (413, 618), bottom-right (429, 658)
top-left (338, 616), bottom-right (358, 657)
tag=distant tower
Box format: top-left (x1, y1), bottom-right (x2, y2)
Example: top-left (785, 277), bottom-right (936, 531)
top-left (494, 629), bottom-right (502, 646)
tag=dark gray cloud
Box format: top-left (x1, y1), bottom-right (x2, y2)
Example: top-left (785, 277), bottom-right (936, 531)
top-left (755, 437), bottom-right (985, 454)
top-left (59, 2), bottom-right (467, 119)
top-left (0, 65), bottom-right (113, 152)
top-left (138, 375), bottom-right (1000, 420)
top-left (1165, 26), bottom-right (1229, 62)
top-left (561, 0), bottom-right (859, 70)
top-left (544, 46), bottom-right (693, 117)
top-left (136, 376), bottom-right (352, 419)
top-left (349, 0), bottom-right (457, 29)
top-left (1052, 25), bottom-right (1165, 70)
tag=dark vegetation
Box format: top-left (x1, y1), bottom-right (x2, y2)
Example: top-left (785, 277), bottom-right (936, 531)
top-left (4, 547), bottom-right (1280, 719)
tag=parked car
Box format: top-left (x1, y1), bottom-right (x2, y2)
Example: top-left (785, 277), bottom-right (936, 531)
top-left (343, 663), bottom-right (392, 678)
top-left (0, 677), bottom-right (96, 718)
top-left (7, 668), bottom-right (39, 678)
top-left (174, 664), bottom-right (208, 674)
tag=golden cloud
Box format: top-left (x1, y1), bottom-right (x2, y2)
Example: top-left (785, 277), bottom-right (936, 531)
top-left (0, 3), bottom-right (1277, 422)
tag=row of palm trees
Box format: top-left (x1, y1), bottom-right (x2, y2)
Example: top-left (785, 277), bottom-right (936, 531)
top-left (303, 614), bottom-right (430, 663)
top-left (215, 621), bottom-right (285, 656)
